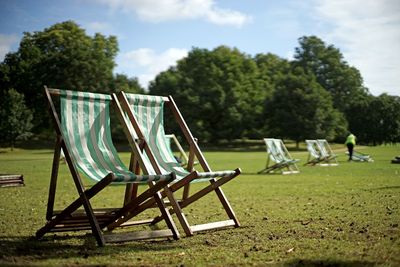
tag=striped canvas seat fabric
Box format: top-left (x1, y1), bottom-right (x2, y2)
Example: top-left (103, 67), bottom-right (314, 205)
top-left (265, 138), bottom-right (283, 163)
top-left (264, 138), bottom-right (298, 164)
top-left (305, 140), bottom-right (323, 159)
top-left (124, 93), bottom-right (235, 180)
top-left (60, 90), bottom-right (172, 183)
top-left (317, 139), bottom-right (336, 159)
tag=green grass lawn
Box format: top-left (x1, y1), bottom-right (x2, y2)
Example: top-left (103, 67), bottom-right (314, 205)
top-left (0, 144), bottom-right (399, 266)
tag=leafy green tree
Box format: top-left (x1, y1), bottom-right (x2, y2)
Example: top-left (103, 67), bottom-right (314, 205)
top-left (266, 68), bottom-right (347, 147)
top-left (292, 36), bottom-right (369, 113)
top-left (109, 74), bottom-right (144, 94)
top-left (342, 94), bottom-right (374, 143)
top-left (0, 20), bottom-right (119, 130)
top-left (362, 94), bottom-right (400, 145)
top-left (254, 53), bottom-right (291, 136)
top-left (0, 89), bottom-right (33, 150)
top-left (150, 46), bottom-right (267, 142)
top-left (254, 53), bottom-right (290, 93)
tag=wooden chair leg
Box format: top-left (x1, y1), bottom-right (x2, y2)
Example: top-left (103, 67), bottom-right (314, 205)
top-left (153, 189), bottom-right (181, 239)
top-left (164, 186), bottom-right (192, 236)
top-left (36, 174), bottom-right (114, 246)
top-left (182, 184), bottom-right (190, 200)
top-left (210, 179), bottom-right (240, 227)
top-left (46, 136), bottom-right (62, 220)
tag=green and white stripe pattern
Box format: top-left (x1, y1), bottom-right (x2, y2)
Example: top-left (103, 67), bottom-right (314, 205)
top-left (264, 138), bottom-right (297, 164)
top-left (60, 90), bottom-right (172, 183)
top-left (125, 93), bottom-right (235, 181)
top-left (306, 140), bottom-right (322, 159)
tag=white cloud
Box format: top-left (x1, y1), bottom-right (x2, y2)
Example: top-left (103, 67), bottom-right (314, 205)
top-left (117, 47), bottom-right (188, 88)
top-left (85, 21), bottom-right (114, 34)
top-left (96, 0), bottom-right (251, 27)
top-left (0, 34), bottom-right (18, 61)
top-left (314, 0), bottom-right (400, 96)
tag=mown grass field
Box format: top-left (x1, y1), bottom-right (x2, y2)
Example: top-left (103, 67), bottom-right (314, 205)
top-left (0, 144), bottom-right (399, 266)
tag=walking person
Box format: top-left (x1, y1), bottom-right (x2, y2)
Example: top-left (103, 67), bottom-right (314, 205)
top-left (345, 133), bottom-right (356, 161)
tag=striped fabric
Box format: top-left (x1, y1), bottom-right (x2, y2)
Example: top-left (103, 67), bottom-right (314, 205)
top-left (264, 138), bottom-right (297, 164)
top-left (305, 140), bottom-right (323, 159)
top-left (317, 139), bottom-right (331, 158)
top-left (124, 93), bottom-right (235, 181)
top-left (60, 90), bottom-right (172, 183)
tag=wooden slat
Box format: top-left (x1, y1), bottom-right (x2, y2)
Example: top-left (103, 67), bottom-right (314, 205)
top-left (119, 219), bottom-right (155, 227)
top-left (0, 174), bottom-right (24, 187)
top-left (51, 225), bottom-right (93, 232)
top-left (282, 171), bottom-right (300, 175)
top-left (53, 208), bottom-right (119, 216)
top-left (190, 220), bottom-right (236, 233)
top-left (103, 229), bottom-right (174, 243)
top-left (0, 183), bottom-right (24, 188)
top-left (0, 174), bottom-right (23, 180)
top-left (0, 182), bottom-right (23, 185)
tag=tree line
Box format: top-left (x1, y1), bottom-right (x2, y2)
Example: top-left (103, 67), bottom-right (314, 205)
top-left (1, 21), bottom-right (399, 148)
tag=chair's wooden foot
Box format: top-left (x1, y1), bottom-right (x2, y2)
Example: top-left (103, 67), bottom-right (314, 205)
top-left (190, 219), bottom-right (237, 233)
top-left (103, 229), bottom-right (174, 243)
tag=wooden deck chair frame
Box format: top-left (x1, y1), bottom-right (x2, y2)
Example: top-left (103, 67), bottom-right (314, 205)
top-left (112, 92), bottom-right (241, 237)
top-left (316, 139), bottom-right (338, 166)
top-left (258, 138), bottom-right (299, 174)
top-left (36, 87), bottom-right (180, 246)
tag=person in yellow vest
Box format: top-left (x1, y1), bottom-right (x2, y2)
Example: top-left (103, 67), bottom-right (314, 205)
top-left (345, 133), bottom-right (356, 161)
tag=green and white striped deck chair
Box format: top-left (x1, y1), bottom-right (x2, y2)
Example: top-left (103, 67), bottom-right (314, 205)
top-left (113, 91), bottom-right (241, 237)
top-left (36, 87), bottom-right (179, 247)
top-left (304, 139), bottom-right (327, 166)
top-left (346, 150), bottom-right (374, 162)
top-left (258, 138), bottom-right (299, 174)
top-left (316, 139), bottom-right (339, 165)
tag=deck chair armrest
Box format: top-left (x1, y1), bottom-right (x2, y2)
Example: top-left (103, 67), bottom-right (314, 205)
top-left (110, 172), bottom-right (175, 184)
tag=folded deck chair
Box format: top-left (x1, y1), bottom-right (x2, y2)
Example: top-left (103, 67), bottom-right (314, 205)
top-left (36, 87), bottom-right (179, 246)
top-left (316, 139), bottom-right (338, 166)
top-left (346, 150), bottom-right (374, 162)
top-left (0, 174), bottom-right (24, 187)
top-left (113, 92), bottom-right (241, 236)
top-left (258, 138), bottom-right (299, 174)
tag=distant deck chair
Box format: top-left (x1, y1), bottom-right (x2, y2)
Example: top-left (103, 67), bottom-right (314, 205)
top-left (113, 92), bottom-right (241, 237)
top-left (36, 87), bottom-right (179, 247)
top-left (346, 150), bottom-right (374, 162)
top-left (305, 139), bottom-right (338, 166)
top-left (316, 139), bottom-right (338, 166)
top-left (0, 174), bottom-right (24, 187)
top-left (304, 140), bottom-right (326, 166)
top-left (258, 138), bottom-right (299, 174)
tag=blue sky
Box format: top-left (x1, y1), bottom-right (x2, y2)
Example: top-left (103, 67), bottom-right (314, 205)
top-left (0, 0), bottom-right (399, 96)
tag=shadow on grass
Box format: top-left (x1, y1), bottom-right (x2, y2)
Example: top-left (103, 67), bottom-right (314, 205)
top-left (285, 259), bottom-right (378, 267)
top-left (0, 235), bottom-right (179, 262)
top-left (367, 185), bottom-right (400, 191)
